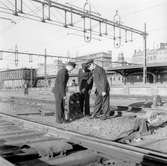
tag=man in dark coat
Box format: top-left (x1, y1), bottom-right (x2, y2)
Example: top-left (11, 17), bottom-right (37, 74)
top-left (87, 60), bottom-right (111, 120)
top-left (23, 81), bottom-right (29, 95)
top-left (52, 62), bottom-right (76, 123)
top-left (78, 63), bottom-right (93, 116)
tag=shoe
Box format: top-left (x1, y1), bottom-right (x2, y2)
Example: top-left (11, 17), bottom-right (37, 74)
top-left (63, 119), bottom-right (70, 123)
top-left (89, 115), bottom-right (98, 119)
top-left (89, 115), bottom-right (94, 119)
top-left (100, 115), bottom-right (109, 120)
top-left (56, 120), bottom-right (63, 124)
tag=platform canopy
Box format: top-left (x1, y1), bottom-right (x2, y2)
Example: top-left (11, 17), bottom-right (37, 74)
top-left (107, 63), bottom-right (167, 84)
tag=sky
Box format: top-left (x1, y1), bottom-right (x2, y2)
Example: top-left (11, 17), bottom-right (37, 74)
top-left (0, 0), bottom-right (167, 69)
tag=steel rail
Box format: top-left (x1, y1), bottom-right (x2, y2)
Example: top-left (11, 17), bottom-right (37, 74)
top-left (32, 0), bottom-right (147, 36)
top-left (0, 112), bottom-right (167, 165)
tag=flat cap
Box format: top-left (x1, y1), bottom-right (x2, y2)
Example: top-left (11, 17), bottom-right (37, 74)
top-left (85, 59), bottom-right (94, 67)
top-left (67, 61), bottom-right (76, 68)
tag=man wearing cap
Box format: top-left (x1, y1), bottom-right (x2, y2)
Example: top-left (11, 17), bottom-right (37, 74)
top-left (78, 63), bottom-right (93, 116)
top-left (87, 60), bottom-right (111, 120)
top-left (52, 62), bottom-right (76, 123)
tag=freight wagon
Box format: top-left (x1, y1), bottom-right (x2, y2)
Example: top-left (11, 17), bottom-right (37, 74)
top-left (0, 68), bottom-right (36, 89)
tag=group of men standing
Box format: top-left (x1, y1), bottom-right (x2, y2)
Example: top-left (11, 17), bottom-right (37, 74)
top-left (52, 59), bottom-right (111, 124)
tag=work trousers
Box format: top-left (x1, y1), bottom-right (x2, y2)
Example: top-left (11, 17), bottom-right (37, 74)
top-left (80, 91), bottom-right (90, 116)
top-left (54, 94), bottom-right (65, 123)
top-left (92, 91), bottom-right (110, 116)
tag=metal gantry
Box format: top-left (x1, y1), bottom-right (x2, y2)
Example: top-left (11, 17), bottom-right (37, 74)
top-left (0, 0), bottom-right (148, 83)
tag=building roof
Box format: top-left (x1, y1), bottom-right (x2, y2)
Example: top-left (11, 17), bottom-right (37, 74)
top-left (0, 68), bottom-right (36, 72)
top-left (75, 52), bottom-right (111, 60)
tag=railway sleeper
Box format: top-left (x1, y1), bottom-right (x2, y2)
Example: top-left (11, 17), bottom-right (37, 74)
top-left (2, 139), bottom-right (103, 166)
top-left (0, 138), bottom-right (64, 156)
top-left (21, 140), bottom-right (73, 160)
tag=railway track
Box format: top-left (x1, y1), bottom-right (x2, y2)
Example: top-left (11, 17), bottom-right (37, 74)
top-left (0, 113), bottom-right (167, 166)
top-left (0, 113), bottom-right (103, 166)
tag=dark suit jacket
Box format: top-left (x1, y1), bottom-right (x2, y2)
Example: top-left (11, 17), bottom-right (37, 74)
top-left (78, 68), bottom-right (93, 92)
top-left (52, 68), bottom-right (69, 97)
top-left (94, 65), bottom-right (110, 94)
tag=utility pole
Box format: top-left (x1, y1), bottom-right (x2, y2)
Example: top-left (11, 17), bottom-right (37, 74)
top-left (30, 67), bottom-right (33, 88)
top-left (44, 48), bottom-right (47, 87)
top-left (143, 23), bottom-right (147, 84)
top-left (14, 0), bottom-right (18, 16)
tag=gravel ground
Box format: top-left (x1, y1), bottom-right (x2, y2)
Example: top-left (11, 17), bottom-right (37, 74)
top-left (1, 90), bottom-right (167, 153)
top-left (0, 99), bottom-right (136, 140)
top-left (21, 115), bottom-right (136, 140)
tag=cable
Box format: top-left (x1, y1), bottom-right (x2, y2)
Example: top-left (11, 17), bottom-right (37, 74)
top-left (0, 1), bottom-right (12, 10)
top-left (23, 1), bottom-right (41, 17)
top-left (0, 6), bottom-right (114, 41)
top-left (0, 16), bottom-right (16, 23)
top-left (6, 0), bottom-right (15, 8)
top-left (0, 0), bottom-right (145, 43)
top-left (124, 2), bottom-right (166, 17)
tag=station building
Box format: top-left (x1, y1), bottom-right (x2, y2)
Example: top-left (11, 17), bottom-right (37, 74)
top-left (109, 43), bottom-right (167, 86)
top-left (68, 50), bottom-right (113, 86)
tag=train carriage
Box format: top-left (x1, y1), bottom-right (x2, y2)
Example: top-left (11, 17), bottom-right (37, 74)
top-left (0, 68), bottom-right (36, 89)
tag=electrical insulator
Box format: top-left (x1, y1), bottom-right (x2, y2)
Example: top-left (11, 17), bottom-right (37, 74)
top-left (130, 32), bottom-right (133, 42)
top-left (125, 30), bottom-right (128, 43)
top-left (69, 9), bottom-right (74, 26)
top-left (83, 0), bottom-right (92, 42)
top-left (64, 10), bottom-right (68, 28)
top-left (113, 10), bottom-right (121, 48)
top-left (47, 0), bottom-right (51, 20)
top-left (99, 21), bottom-right (102, 36)
top-left (113, 10), bottom-right (120, 24)
top-left (41, 3), bottom-right (45, 22)
top-left (104, 23), bottom-right (108, 35)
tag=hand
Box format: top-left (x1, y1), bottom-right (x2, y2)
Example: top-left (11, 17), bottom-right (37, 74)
top-left (81, 88), bottom-right (86, 94)
top-left (88, 90), bottom-right (91, 94)
top-left (63, 96), bottom-right (67, 100)
top-left (102, 92), bottom-right (106, 96)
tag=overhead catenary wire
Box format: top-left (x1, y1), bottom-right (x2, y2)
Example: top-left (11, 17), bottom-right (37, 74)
top-left (0, 6), bottom-right (122, 42)
top-left (123, 2), bottom-right (167, 18)
top-left (0, 0), bottom-right (148, 46)
top-left (0, 49), bottom-right (140, 66)
top-left (32, 0), bottom-right (147, 36)
top-left (0, 1), bottom-right (12, 11)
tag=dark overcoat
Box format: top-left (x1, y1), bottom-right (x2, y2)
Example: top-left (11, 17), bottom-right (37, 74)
top-left (78, 68), bottom-right (93, 92)
top-left (52, 68), bottom-right (69, 97)
top-left (91, 65), bottom-right (110, 117)
top-left (78, 68), bottom-right (93, 115)
top-left (52, 68), bottom-right (69, 123)
top-left (93, 65), bottom-right (110, 94)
